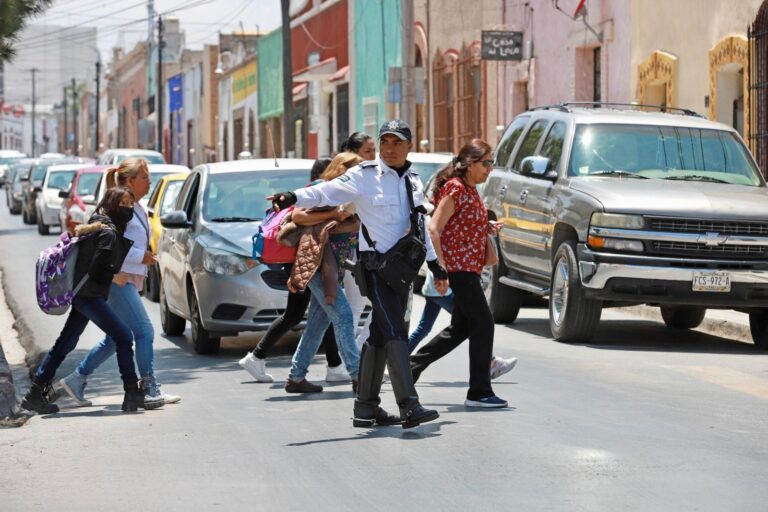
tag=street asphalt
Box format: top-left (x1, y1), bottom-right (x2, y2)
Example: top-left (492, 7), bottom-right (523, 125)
top-left (0, 202), bottom-right (767, 511)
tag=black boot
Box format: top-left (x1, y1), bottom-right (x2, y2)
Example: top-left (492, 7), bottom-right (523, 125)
top-left (21, 379), bottom-right (59, 414)
top-left (122, 381), bottom-right (145, 412)
top-left (353, 342), bottom-right (401, 427)
top-left (385, 340), bottom-right (439, 429)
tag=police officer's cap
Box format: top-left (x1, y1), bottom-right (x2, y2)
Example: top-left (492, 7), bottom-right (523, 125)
top-left (378, 119), bottom-right (412, 142)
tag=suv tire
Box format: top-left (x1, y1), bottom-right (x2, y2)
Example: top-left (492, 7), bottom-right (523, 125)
top-left (484, 237), bottom-right (523, 324)
top-left (160, 280), bottom-right (185, 336)
top-left (660, 306), bottom-right (706, 329)
top-left (189, 287), bottom-right (221, 354)
top-left (748, 311), bottom-right (768, 350)
top-left (549, 240), bottom-right (602, 342)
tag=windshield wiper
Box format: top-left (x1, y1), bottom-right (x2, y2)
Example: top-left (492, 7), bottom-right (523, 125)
top-left (588, 170), bottom-right (649, 179)
top-left (663, 175), bottom-right (730, 184)
top-left (209, 217), bottom-right (260, 222)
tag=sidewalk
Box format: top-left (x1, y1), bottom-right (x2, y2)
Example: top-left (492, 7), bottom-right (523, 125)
top-left (617, 305), bottom-right (753, 344)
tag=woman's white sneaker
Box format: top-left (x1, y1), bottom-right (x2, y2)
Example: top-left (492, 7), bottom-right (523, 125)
top-left (490, 356), bottom-right (518, 380)
top-left (325, 364), bottom-right (351, 382)
top-left (239, 353), bottom-right (274, 383)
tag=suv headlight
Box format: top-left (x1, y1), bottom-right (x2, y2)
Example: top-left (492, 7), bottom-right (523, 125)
top-left (590, 213), bottom-right (645, 229)
top-left (202, 248), bottom-right (256, 275)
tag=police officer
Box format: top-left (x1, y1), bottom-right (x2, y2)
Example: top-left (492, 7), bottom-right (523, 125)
top-left (271, 120), bottom-right (448, 429)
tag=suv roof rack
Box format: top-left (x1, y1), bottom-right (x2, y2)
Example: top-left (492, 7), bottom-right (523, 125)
top-left (530, 102), bottom-right (704, 118)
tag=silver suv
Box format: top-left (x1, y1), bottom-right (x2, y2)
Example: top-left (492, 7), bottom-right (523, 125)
top-left (483, 103), bottom-right (768, 349)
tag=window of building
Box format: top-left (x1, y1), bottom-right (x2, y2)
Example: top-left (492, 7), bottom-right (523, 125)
top-left (593, 47), bottom-right (601, 102)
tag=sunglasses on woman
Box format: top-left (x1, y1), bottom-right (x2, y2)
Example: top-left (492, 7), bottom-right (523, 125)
top-left (480, 159), bottom-right (494, 168)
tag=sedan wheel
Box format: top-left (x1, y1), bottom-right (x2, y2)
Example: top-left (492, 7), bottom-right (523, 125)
top-left (189, 289), bottom-right (220, 354)
top-left (159, 280), bottom-right (185, 336)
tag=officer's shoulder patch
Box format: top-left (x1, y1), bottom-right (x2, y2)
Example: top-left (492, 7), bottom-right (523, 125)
top-left (335, 174), bottom-right (352, 183)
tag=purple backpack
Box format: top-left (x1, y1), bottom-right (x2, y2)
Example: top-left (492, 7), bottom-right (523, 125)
top-left (35, 231), bottom-right (94, 315)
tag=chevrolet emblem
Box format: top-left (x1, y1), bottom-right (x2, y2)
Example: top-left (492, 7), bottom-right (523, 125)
top-left (698, 232), bottom-right (728, 246)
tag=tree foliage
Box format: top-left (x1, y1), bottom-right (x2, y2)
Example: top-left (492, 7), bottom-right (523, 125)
top-left (0, 0), bottom-right (53, 62)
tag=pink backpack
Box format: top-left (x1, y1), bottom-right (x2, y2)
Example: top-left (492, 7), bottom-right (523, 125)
top-left (252, 207), bottom-right (297, 264)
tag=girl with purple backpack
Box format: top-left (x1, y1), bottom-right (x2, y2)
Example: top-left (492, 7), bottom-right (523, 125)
top-left (22, 187), bottom-right (147, 414)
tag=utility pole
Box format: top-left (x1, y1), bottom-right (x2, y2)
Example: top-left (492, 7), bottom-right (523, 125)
top-left (280, 0), bottom-right (293, 157)
top-left (157, 15), bottom-right (164, 155)
top-left (401, 0), bottom-right (416, 135)
top-left (30, 68), bottom-right (38, 157)
top-left (72, 78), bottom-right (79, 156)
top-left (63, 86), bottom-right (68, 154)
top-left (95, 59), bottom-right (101, 156)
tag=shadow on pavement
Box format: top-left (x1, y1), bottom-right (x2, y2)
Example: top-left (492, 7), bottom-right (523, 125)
top-left (505, 317), bottom-right (765, 355)
top-left (423, 402), bottom-right (517, 414)
top-left (285, 420), bottom-right (457, 446)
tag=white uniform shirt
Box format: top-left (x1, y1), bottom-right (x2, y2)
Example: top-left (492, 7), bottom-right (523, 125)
top-left (294, 157), bottom-right (437, 260)
top-left (120, 203), bottom-right (151, 276)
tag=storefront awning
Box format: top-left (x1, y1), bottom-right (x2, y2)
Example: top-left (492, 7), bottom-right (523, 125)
top-left (293, 83), bottom-right (308, 102)
top-left (329, 65), bottom-right (349, 83)
top-left (293, 57), bottom-right (337, 82)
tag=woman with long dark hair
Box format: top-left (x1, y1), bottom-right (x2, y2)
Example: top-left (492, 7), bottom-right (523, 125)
top-left (22, 187), bottom-right (149, 413)
top-left (409, 139), bottom-right (508, 408)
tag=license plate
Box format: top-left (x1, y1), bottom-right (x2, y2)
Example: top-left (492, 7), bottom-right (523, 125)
top-left (692, 271), bottom-right (731, 292)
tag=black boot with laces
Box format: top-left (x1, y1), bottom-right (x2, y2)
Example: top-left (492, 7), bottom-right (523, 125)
top-left (21, 380), bottom-right (59, 414)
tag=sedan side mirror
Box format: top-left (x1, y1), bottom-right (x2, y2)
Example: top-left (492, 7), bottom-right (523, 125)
top-left (33, 185), bottom-right (42, 192)
top-left (161, 210), bottom-right (191, 229)
top-left (520, 156), bottom-right (557, 181)
top-left (58, 189), bottom-right (71, 199)
top-left (147, 207), bottom-right (155, 218)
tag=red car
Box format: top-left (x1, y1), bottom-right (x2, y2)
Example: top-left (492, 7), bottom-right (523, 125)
top-left (59, 165), bottom-right (108, 233)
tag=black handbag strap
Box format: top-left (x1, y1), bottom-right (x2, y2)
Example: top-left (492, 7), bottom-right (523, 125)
top-left (361, 175), bottom-right (421, 251)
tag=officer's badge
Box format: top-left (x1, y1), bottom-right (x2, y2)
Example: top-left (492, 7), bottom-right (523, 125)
top-left (387, 120), bottom-right (399, 130)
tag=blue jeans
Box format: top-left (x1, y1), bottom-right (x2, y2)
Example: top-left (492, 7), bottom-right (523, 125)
top-left (77, 282), bottom-right (154, 378)
top-left (408, 294), bottom-right (454, 353)
top-left (34, 296), bottom-right (137, 385)
top-left (289, 274), bottom-right (359, 381)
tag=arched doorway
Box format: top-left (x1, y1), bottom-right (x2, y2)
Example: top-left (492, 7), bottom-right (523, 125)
top-left (637, 51), bottom-right (677, 109)
top-left (709, 36), bottom-right (748, 138)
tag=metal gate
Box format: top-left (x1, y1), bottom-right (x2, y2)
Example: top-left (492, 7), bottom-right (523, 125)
top-left (749, 2), bottom-right (768, 177)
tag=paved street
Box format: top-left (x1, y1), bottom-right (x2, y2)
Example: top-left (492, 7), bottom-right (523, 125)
top-left (1, 205), bottom-right (767, 512)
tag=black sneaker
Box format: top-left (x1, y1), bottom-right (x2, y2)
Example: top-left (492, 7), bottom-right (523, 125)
top-left (21, 382), bottom-right (59, 414)
top-left (464, 396), bottom-right (508, 408)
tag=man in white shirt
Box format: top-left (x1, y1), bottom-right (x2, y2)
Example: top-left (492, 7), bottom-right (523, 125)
top-left (271, 120), bottom-right (448, 429)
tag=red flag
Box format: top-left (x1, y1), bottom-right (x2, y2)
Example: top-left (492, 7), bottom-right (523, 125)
top-left (574, 0), bottom-right (587, 17)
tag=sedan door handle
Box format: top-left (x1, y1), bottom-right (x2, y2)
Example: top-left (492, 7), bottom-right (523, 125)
top-left (498, 185), bottom-right (508, 198)
top-left (519, 190), bottom-right (529, 203)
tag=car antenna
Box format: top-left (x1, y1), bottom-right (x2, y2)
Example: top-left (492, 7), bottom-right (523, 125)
top-left (267, 124), bottom-right (279, 167)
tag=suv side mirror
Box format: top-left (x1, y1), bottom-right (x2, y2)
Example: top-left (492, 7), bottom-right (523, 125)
top-left (58, 188), bottom-right (71, 199)
top-left (520, 156), bottom-right (557, 181)
top-left (161, 210), bottom-right (191, 229)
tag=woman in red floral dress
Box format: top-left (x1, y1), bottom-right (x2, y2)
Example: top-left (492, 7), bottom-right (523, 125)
top-left (409, 139), bottom-right (508, 408)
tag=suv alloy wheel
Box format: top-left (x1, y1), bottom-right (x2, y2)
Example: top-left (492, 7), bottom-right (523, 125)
top-left (548, 240), bottom-right (602, 342)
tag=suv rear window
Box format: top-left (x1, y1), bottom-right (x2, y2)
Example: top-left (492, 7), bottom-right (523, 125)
top-left (512, 119), bottom-right (549, 171)
top-left (494, 116), bottom-right (529, 168)
top-left (569, 124), bottom-right (762, 186)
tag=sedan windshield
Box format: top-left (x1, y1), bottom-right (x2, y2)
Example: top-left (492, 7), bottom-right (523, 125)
top-left (203, 169), bottom-right (311, 222)
top-left (46, 170), bottom-right (76, 190)
top-left (116, 153), bottom-right (165, 164)
top-left (569, 124), bottom-right (762, 186)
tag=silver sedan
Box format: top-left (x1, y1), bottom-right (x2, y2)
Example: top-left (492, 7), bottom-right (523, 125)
top-left (157, 158), bottom-right (314, 354)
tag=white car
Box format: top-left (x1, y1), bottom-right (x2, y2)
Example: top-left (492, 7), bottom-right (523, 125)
top-left (35, 163), bottom-right (88, 234)
top-left (98, 148), bottom-right (166, 166)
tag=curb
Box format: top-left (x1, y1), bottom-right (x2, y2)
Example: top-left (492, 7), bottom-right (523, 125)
top-left (616, 305), bottom-right (753, 344)
top-left (0, 270), bottom-right (33, 427)
top-left (0, 266), bottom-right (42, 369)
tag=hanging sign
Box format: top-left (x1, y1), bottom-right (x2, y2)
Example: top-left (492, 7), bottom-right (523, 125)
top-left (481, 31), bottom-right (523, 61)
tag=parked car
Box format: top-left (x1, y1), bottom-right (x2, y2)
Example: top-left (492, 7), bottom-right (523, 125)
top-left (35, 163), bottom-right (88, 234)
top-left (86, 164), bottom-right (190, 221)
top-left (157, 158), bottom-right (314, 354)
top-left (58, 165), bottom-right (106, 233)
top-left (7, 159), bottom-right (34, 215)
top-left (407, 151), bottom-right (453, 189)
top-left (143, 172), bottom-right (191, 301)
top-left (0, 150), bottom-right (27, 186)
top-left (21, 157), bottom-right (83, 224)
top-left (98, 148), bottom-right (165, 166)
top-left (482, 102), bottom-right (768, 349)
